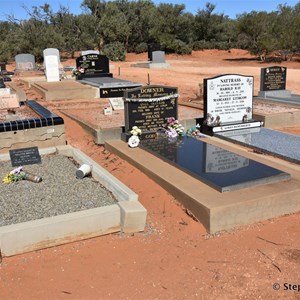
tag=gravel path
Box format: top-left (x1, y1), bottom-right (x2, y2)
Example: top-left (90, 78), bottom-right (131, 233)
top-left (0, 155), bottom-right (117, 226)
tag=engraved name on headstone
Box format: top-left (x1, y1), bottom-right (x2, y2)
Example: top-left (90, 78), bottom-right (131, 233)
top-left (124, 85), bottom-right (178, 134)
top-left (204, 74), bottom-right (253, 124)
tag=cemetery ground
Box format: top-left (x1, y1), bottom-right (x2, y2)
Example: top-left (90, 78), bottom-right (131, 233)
top-left (1, 49), bottom-right (300, 299)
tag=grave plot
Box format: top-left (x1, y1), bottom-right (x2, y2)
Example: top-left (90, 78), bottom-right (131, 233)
top-left (256, 65), bottom-right (300, 105)
top-left (0, 100), bottom-right (66, 153)
top-left (75, 53), bottom-right (142, 98)
top-left (0, 145), bottom-right (146, 257)
top-left (106, 80), bottom-right (300, 233)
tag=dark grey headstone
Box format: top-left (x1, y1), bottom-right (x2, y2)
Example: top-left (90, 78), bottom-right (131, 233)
top-left (148, 43), bottom-right (161, 61)
top-left (124, 85), bottom-right (178, 136)
top-left (152, 51), bottom-right (166, 64)
top-left (0, 77), bottom-right (5, 88)
top-left (260, 66), bottom-right (287, 91)
top-left (0, 62), bottom-right (6, 71)
top-left (76, 54), bottom-right (109, 74)
top-left (15, 54), bottom-right (36, 70)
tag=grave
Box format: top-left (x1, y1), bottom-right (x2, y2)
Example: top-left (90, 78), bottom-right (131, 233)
top-left (76, 54), bottom-right (142, 98)
top-left (132, 50), bottom-right (170, 69)
top-left (104, 76), bottom-right (300, 233)
top-left (256, 66), bottom-right (300, 105)
top-left (0, 100), bottom-right (66, 153)
top-left (200, 74), bottom-right (262, 135)
top-left (0, 145), bottom-right (147, 256)
top-left (43, 48), bottom-right (60, 82)
top-left (215, 127), bottom-right (300, 165)
top-left (121, 85), bottom-right (179, 141)
top-left (15, 53), bottom-right (36, 71)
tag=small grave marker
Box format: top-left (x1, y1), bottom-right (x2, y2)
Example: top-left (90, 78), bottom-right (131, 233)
top-left (109, 98), bottom-right (124, 110)
top-left (9, 146), bottom-right (42, 167)
top-left (260, 66), bottom-right (287, 91)
top-left (0, 94), bottom-right (19, 109)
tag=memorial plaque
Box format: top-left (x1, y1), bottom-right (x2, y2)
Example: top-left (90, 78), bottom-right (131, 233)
top-left (0, 94), bottom-right (19, 109)
top-left (124, 85), bottom-right (178, 133)
top-left (9, 147), bottom-right (42, 167)
top-left (260, 66), bottom-right (287, 91)
top-left (140, 135), bottom-right (290, 192)
top-left (204, 74), bottom-right (254, 124)
top-left (76, 54), bottom-right (109, 74)
top-left (109, 98), bottom-right (124, 110)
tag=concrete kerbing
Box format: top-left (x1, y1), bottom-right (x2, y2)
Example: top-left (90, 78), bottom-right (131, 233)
top-left (0, 145), bottom-right (146, 257)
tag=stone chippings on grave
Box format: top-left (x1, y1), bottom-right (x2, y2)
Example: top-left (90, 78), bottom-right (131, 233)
top-left (15, 54), bottom-right (36, 71)
top-left (121, 85), bottom-right (178, 142)
top-left (258, 66), bottom-right (291, 99)
top-left (43, 48), bottom-right (60, 82)
top-left (201, 74), bottom-right (262, 135)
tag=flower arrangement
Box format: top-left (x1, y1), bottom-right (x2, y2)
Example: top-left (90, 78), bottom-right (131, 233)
top-left (186, 124), bottom-right (204, 137)
top-left (2, 166), bottom-right (27, 184)
top-left (128, 126), bottom-right (142, 148)
top-left (164, 117), bottom-right (185, 139)
top-left (72, 67), bottom-right (85, 77)
top-left (2, 166), bottom-right (42, 184)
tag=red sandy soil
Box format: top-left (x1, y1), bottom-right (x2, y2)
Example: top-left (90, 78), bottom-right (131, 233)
top-left (1, 50), bottom-right (300, 300)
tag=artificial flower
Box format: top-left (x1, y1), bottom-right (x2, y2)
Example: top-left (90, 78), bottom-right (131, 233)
top-left (128, 135), bottom-right (140, 148)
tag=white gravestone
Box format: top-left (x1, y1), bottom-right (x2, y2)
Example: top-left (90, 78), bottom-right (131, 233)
top-left (44, 55), bottom-right (60, 82)
top-left (205, 74), bottom-right (253, 124)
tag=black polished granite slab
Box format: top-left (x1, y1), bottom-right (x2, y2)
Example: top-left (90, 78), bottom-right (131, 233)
top-left (215, 127), bottom-right (300, 165)
top-left (0, 100), bottom-right (64, 133)
top-left (140, 135), bottom-right (290, 192)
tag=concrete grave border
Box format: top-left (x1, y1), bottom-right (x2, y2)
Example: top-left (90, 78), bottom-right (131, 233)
top-left (0, 145), bottom-right (147, 257)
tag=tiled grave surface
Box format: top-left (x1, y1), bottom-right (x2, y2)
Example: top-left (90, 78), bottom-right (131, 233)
top-left (215, 127), bottom-right (300, 164)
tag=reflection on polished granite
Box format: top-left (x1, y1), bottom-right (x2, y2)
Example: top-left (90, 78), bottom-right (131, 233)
top-left (215, 127), bottom-right (300, 164)
top-left (140, 135), bottom-right (290, 192)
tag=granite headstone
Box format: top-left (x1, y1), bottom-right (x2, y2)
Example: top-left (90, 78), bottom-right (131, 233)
top-left (201, 74), bottom-right (262, 134)
top-left (15, 54), bottom-right (36, 71)
top-left (122, 85), bottom-right (178, 141)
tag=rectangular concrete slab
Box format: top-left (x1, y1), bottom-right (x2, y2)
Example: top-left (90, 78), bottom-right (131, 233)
top-left (106, 139), bottom-right (300, 233)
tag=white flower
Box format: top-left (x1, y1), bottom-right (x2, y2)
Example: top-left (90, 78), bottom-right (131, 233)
top-left (128, 135), bottom-right (140, 148)
top-left (130, 126), bottom-right (142, 136)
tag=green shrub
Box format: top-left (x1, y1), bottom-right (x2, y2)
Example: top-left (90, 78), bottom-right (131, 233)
top-left (135, 42), bottom-right (148, 54)
top-left (102, 42), bottom-right (126, 61)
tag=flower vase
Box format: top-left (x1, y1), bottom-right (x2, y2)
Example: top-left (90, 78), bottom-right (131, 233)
top-left (24, 172), bottom-right (42, 183)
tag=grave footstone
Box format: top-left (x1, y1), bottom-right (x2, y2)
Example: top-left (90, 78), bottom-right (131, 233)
top-left (258, 66), bottom-right (291, 98)
top-left (43, 48), bottom-right (60, 82)
top-left (122, 85), bottom-right (178, 141)
top-left (201, 74), bottom-right (262, 135)
top-left (15, 54), bottom-right (36, 71)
